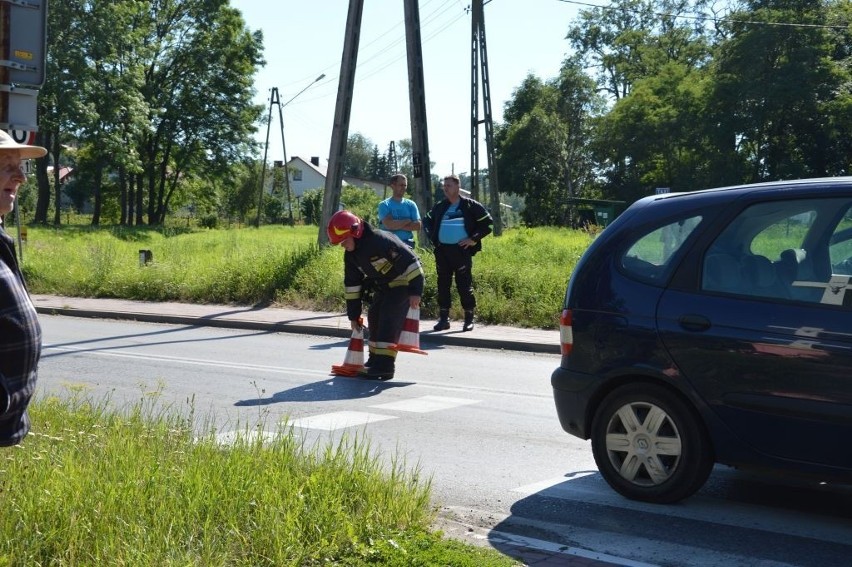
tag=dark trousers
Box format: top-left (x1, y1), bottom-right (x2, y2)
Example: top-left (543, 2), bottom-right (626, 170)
top-left (434, 244), bottom-right (475, 311)
top-left (367, 285), bottom-right (410, 353)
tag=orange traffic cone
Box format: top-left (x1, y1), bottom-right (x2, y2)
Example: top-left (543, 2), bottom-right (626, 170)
top-left (331, 319), bottom-right (365, 377)
top-left (390, 307), bottom-right (428, 355)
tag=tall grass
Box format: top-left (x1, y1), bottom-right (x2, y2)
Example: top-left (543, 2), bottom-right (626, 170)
top-left (0, 394), bottom-right (516, 566)
top-left (22, 224), bottom-right (592, 328)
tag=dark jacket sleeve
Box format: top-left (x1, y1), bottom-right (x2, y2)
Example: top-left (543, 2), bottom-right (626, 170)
top-left (343, 252), bottom-right (364, 321)
top-left (462, 198), bottom-right (493, 254)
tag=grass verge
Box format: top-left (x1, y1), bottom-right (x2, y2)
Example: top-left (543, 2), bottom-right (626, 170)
top-left (1, 394), bottom-right (518, 566)
top-left (21, 224), bottom-right (592, 329)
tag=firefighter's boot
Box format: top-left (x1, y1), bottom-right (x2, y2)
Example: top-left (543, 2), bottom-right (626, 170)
top-left (358, 354), bottom-right (395, 380)
top-left (433, 309), bottom-right (450, 331)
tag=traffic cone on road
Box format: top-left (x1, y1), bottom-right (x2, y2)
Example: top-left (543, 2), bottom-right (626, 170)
top-left (331, 319), bottom-right (365, 377)
top-left (390, 307), bottom-right (428, 355)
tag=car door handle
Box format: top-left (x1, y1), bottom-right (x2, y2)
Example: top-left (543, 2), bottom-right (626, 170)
top-left (678, 314), bottom-right (711, 332)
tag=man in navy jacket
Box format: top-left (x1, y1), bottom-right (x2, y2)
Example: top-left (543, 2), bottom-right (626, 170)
top-left (423, 174), bottom-right (492, 332)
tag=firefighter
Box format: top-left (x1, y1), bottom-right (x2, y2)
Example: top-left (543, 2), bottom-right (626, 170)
top-left (327, 210), bottom-right (424, 380)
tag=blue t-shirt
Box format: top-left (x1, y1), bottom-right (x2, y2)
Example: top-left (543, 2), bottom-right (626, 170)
top-left (438, 202), bottom-right (469, 244)
top-left (378, 198), bottom-right (420, 243)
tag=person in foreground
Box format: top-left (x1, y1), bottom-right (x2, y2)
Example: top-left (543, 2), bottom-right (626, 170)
top-left (0, 130), bottom-right (47, 446)
top-left (327, 210), bottom-right (424, 380)
top-left (423, 174), bottom-right (493, 332)
top-left (378, 173), bottom-right (421, 248)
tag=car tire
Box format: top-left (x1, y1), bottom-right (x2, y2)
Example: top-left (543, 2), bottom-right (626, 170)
top-left (590, 383), bottom-right (713, 504)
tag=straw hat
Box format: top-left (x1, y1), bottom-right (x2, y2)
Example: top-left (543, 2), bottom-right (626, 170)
top-left (0, 130), bottom-right (47, 159)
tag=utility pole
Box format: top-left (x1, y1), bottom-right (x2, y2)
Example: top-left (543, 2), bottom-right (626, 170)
top-left (470, 0), bottom-right (502, 235)
top-left (256, 74), bottom-right (325, 228)
top-left (255, 87), bottom-right (288, 227)
top-left (319, 0), bottom-right (433, 247)
top-left (387, 141), bottom-right (398, 174)
top-left (319, 0), bottom-right (364, 246)
top-left (404, 0), bottom-right (433, 244)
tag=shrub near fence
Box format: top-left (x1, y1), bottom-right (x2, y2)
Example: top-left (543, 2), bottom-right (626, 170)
top-left (22, 224), bottom-right (592, 329)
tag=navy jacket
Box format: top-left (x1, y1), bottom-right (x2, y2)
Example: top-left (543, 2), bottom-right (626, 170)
top-left (423, 196), bottom-right (493, 255)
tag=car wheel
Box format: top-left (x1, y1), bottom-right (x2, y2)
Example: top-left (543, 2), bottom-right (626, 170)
top-left (590, 383), bottom-right (713, 504)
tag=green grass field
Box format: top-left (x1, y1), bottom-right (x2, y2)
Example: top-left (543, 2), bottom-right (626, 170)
top-left (2, 393), bottom-right (518, 566)
top-left (21, 224), bottom-right (592, 329)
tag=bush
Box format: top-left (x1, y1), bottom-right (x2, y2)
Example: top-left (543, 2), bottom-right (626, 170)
top-left (199, 214), bottom-right (219, 229)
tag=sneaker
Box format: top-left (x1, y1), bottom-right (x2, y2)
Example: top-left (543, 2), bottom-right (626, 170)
top-left (433, 319), bottom-right (450, 331)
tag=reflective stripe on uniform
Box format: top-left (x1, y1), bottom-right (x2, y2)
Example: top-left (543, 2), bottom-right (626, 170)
top-left (344, 284), bottom-right (362, 300)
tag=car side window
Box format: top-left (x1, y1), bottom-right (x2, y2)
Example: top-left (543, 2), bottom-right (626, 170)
top-left (621, 216), bottom-right (702, 283)
top-left (830, 224), bottom-right (852, 276)
top-left (703, 198), bottom-right (852, 306)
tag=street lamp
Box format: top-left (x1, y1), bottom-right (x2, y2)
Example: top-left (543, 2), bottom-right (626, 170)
top-left (255, 73), bottom-right (326, 227)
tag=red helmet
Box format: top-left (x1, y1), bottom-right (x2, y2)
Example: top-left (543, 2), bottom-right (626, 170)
top-left (327, 210), bottom-right (364, 244)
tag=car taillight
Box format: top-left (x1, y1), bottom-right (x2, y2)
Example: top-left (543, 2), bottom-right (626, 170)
top-left (559, 308), bottom-right (573, 356)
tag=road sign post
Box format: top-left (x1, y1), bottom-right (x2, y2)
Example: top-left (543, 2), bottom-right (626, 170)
top-left (0, 0), bottom-right (47, 139)
top-left (1, 0), bottom-right (48, 87)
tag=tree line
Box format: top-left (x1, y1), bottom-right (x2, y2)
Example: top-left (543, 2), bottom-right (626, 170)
top-left (33, 0), bottom-right (264, 227)
top-left (496, 0), bottom-right (852, 226)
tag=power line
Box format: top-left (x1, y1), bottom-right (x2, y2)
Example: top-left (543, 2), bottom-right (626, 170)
top-left (555, 0), bottom-right (851, 30)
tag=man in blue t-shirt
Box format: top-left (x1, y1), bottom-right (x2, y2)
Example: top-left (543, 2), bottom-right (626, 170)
top-left (378, 173), bottom-right (421, 248)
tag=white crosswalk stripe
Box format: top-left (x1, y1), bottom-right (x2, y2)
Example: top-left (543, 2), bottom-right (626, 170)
top-left (370, 395), bottom-right (480, 413)
top-left (288, 411), bottom-right (397, 431)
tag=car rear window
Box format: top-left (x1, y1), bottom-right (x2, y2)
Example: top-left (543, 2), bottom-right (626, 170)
top-left (621, 216), bottom-right (702, 283)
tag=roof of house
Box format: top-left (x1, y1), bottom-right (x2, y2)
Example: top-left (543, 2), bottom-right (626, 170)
top-left (46, 165), bottom-right (74, 183)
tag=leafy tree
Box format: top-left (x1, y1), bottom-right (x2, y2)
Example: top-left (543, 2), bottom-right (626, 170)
top-left (340, 186), bottom-right (382, 225)
top-left (138, 0), bottom-right (264, 225)
top-left (343, 133), bottom-right (376, 179)
top-left (221, 160), bottom-right (259, 224)
top-left (368, 145), bottom-right (390, 182)
top-left (593, 61), bottom-right (716, 200)
top-left (567, 0), bottom-right (709, 101)
top-left (301, 188), bottom-right (323, 225)
top-left (496, 66), bottom-right (603, 226)
top-left (38, 0), bottom-right (264, 226)
top-left (821, 0), bottom-right (852, 175)
top-left (36, 0), bottom-right (92, 224)
top-left (710, 0), bottom-right (845, 181)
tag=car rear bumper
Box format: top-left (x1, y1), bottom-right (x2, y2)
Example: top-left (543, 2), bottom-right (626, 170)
top-left (551, 366), bottom-right (598, 440)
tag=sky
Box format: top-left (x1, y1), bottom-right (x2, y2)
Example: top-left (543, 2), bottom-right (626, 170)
top-left (229, 0), bottom-right (585, 178)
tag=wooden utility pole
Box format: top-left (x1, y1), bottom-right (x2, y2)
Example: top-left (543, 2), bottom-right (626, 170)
top-left (319, 0), bottom-right (433, 247)
top-left (470, 0), bottom-right (502, 235)
top-left (319, 0), bottom-right (364, 246)
top-left (404, 0), bottom-right (432, 247)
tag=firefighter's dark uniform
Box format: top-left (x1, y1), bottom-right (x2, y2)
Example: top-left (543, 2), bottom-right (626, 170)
top-left (343, 222), bottom-right (424, 377)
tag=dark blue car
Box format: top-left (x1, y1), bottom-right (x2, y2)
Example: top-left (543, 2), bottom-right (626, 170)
top-left (552, 177), bottom-right (852, 503)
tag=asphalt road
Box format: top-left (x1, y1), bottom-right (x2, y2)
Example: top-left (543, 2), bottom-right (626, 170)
top-left (36, 314), bottom-right (852, 567)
